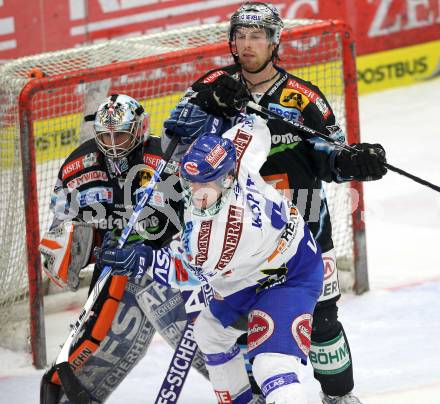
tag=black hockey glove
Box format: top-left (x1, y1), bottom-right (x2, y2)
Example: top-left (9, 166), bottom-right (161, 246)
top-left (334, 143), bottom-right (387, 181)
top-left (192, 74), bottom-right (250, 118)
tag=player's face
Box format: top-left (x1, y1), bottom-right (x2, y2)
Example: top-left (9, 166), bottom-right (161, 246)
top-left (233, 27), bottom-right (275, 72)
top-left (100, 131), bottom-right (132, 150)
top-left (189, 181), bottom-right (223, 210)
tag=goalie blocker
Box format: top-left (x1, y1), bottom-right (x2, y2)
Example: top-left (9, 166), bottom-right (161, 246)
top-left (39, 220), bottom-right (95, 291)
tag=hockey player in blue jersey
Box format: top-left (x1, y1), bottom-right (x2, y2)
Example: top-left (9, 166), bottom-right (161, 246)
top-left (97, 113), bottom-right (324, 403)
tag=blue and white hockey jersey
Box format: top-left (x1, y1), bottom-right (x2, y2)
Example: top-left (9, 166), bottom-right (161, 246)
top-left (147, 115), bottom-right (323, 309)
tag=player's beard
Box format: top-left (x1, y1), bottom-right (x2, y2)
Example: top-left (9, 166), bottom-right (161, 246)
top-left (238, 46), bottom-right (274, 74)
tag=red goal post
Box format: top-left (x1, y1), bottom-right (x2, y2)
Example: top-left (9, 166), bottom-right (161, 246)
top-left (0, 19), bottom-right (366, 369)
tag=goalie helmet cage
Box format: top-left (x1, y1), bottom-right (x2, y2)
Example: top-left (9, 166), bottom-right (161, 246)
top-left (0, 19), bottom-right (367, 369)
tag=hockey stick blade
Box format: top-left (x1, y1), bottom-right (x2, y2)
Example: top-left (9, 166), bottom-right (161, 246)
top-left (43, 136), bottom-right (179, 404)
top-left (247, 101), bottom-right (440, 193)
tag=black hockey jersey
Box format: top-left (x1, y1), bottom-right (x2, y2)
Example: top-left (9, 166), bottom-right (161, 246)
top-left (49, 136), bottom-right (182, 251)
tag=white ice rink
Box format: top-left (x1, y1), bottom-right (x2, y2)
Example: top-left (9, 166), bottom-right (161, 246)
top-left (1, 78), bottom-right (439, 403)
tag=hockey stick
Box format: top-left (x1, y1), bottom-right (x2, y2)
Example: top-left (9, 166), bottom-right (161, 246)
top-left (153, 285), bottom-right (213, 404)
top-left (247, 101), bottom-right (440, 193)
top-left (45, 135), bottom-right (179, 404)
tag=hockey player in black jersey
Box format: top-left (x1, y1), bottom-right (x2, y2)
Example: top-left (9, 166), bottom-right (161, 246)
top-left (38, 94), bottom-right (209, 403)
top-left (162, 2), bottom-right (387, 403)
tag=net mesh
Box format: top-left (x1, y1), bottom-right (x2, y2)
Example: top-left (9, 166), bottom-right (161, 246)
top-left (0, 20), bottom-right (357, 351)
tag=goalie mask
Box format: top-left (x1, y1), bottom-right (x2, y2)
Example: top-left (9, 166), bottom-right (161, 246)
top-left (229, 2), bottom-right (284, 66)
top-left (93, 94), bottom-right (149, 159)
top-left (180, 135), bottom-right (236, 213)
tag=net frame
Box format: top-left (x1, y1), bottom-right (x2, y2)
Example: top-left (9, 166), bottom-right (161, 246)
top-left (0, 19), bottom-right (366, 369)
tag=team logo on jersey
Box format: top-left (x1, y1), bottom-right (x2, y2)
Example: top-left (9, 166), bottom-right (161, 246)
top-left (232, 129), bottom-right (252, 175)
top-left (66, 170), bottom-right (108, 190)
top-left (62, 152), bottom-right (98, 180)
top-left (268, 103), bottom-right (301, 122)
top-left (139, 167), bottom-right (154, 186)
top-left (205, 144), bottom-right (226, 168)
top-left (280, 89), bottom-right (310, 111)
top-left (215, 205), bottom-right (244, 271)
top-left (195, 220), bottom-right (212, 266)
top-left (248, 309), bottom-right (274, 351)
top-left (291, 313), bottom-right (313, 356)
top-left (183, 161), bottom-right (199, 175)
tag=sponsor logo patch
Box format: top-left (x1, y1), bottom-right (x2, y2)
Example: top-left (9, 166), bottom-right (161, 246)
top-left (309, 330), bottom-right (351, 374)
top-left (62, 152), bottom-right (98, 179)
top-left (267, 206), bottom-right (299, 262)
top-left (248, 309), bottom-right (274, 351)
top-left (66, 170), bottom-right (108, 190)
top-left (215, 205), bottom-right (244, 270)
top-left (268, 103), bottom-right (301, 122)
top-left (195, 220), bottom-right (212, 266)
top-left (205, 144), bottom-right (226, 168)
top-left (143, 153), bottom-right (161, 169)
top-left (239, 13), bottom-right (262, 23)
top-left (291, 313), bottom-right (312, 356)
top-left (232, 129), bottom-right (252, 174)
top-left (203, 70), bottom-right (226, 84)
top-left (77, 186), bottom-right (113, 207)
top-left (323, 256), bottom-right (336, 281)
top-left (215, 390), bottom-right (232, 404)
top-left (286, 78), bottom-right (319, 101)
top-left (183, 161), bottom-right (199, 175)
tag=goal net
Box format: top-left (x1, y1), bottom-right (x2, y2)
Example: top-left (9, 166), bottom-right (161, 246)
top-left (0, 19), bottom-right (366, 368)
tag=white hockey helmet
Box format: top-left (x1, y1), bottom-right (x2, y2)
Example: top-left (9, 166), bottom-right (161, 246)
top-left (229, 2), bottom-right (284, 46)
top-left (93, 94), bottom-right (149, 158)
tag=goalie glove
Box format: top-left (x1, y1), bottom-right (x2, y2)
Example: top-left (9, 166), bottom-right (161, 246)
top-left (334, 143), bottom-right (387, 181)
top-left (39, 221), bottom-right (95, 291)
top-left (192, 73), bottom-right (250, 118)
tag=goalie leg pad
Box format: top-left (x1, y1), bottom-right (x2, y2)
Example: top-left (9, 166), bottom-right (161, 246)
top-left (252, 352), bottom-right (306, 404)
top-left (49, 275), bottom-right (127, 390)
top-left (56, 277), bottom-right (156, 403)
top-left (41, 370), bottom-right (63, 404)
top-left (39, 221), bottom-right (95, 291)
top-left (311, 300), bottom-right (354, 396)
top-left (194, 308), bottom-right (252, 403)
